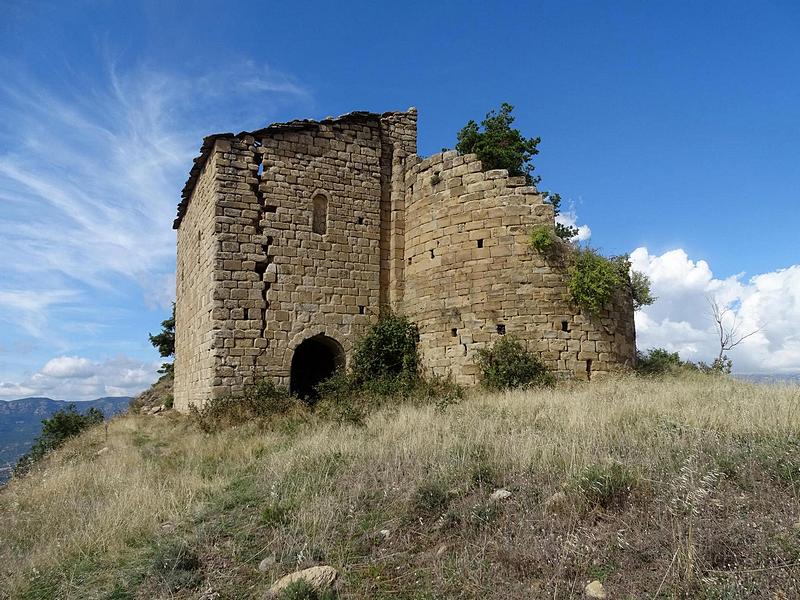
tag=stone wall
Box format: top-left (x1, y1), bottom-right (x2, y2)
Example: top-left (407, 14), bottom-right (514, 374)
top-left (174, 108), bottom-right (635, 411)
top-left (253, 113), bottom-right (415, 388)
top-left (173, 111), bottom-right (417, 409)
top-left (174, 149), bottom-right (220, 410)
top-left (401, 151), bottom-right (635, 384)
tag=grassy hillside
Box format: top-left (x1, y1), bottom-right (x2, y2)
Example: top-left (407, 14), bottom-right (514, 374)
top-left (0, 396), bottom-right (132, 483)
top-left (1, 376), bottom-right (798, 599)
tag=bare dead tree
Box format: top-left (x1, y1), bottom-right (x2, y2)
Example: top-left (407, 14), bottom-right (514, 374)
top-left (707, 296), bottom-right (761, 364)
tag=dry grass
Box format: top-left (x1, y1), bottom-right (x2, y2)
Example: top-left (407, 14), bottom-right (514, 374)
top-left (1, 375), bottom-right (799, 598)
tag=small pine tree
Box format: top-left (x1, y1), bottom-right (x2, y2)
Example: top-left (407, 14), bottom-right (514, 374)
top-left (149, 303), bottom-right (175, 375)
top-left (456, 103), bottom-right (577, 239)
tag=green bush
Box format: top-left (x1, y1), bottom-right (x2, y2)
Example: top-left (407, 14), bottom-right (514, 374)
top-left (630, 270), bottom-right (656, 310)
top-left (351, 313), bottom-right (420, 385)
top-left (14, 404), bottom-right (105, 475)
top-left (455, 102), bottom-right (541, 183)
top-left (566, 249), bottom-right (655, 316)
top-left (529, 224), bottom-right (559, 254)
top-left (476, 336), bottom-right (555, 391)
top-left (313, 315), bottom-right (462, 422)
top-left (455, 103), bottom-right (577, 240)
top-left (567, 248), bottom-right (626, 316)
top-left (636, 348), bottom-right (734, 377)
top-left (635, 347), bottom-right (686, 376)
top-left (189, 378), bottom-right (297, 433)
top-left (313, 370), bottom-right (367, 425)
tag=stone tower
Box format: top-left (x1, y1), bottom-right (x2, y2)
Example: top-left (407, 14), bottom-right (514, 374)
top-left (172, 109), bottom-right (635, 411)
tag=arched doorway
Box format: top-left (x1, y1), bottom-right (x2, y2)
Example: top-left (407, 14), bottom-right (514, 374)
top-left (290, 334), bottom-right (345, 400)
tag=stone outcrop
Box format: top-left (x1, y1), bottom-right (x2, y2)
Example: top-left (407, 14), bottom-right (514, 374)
top-left (173, 108), bottom-right (635, 411)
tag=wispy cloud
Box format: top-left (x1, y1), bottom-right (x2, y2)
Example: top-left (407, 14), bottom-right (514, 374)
top-left (0, 289), bottom-right (79, 337)
top-left (0, 59), bottom-right (309, 343)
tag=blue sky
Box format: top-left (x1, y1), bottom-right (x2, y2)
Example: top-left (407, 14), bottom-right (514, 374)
top-left (1, 1), bottom-right (798, 399)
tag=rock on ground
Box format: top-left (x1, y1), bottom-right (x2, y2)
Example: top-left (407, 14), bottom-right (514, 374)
top-left (265, 565), bottom-right (338, 598)
top-left (585, 579), bottom-right (607, 598)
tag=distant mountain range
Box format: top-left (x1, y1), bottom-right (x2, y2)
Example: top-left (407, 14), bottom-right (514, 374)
top-left (0, 396), bottom-right (132, 484)
top-left (736, 373), bottom-right (800, 384)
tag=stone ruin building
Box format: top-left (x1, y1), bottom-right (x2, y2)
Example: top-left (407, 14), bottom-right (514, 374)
top-left (172, 108), bottom-right (635, 411)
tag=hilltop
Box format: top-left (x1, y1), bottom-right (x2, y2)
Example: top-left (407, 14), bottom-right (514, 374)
top-left (0, 376), bottom-right (798, 598)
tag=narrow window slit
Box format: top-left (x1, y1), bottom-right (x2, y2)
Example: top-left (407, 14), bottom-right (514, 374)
top-left (451, 328), bottom-right (458, 337)
top-left (477, 239), bottom-right (484, 248)
top-left (312, 194), bottom-right (328, 234)
top-left (357, 216), bottom-right (364, 225)
top-left (358, 305), bottom-right (365, 315)
top-left (430, 249), bottom-right (435, 258)
top-left (586, 359), bottom-right (593, 381)
top-left (496, 324), bottom-right (506, 335)
top-left (561, 320), bottom-right (569, 332)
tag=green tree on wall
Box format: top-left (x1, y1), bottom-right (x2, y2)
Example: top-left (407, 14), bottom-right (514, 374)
top-left (149, 303), bottom-right (175, 375)
top-left (456, 103), bottom-right (578, 240)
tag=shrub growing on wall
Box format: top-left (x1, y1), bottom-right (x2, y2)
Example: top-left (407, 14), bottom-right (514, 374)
top-left (529, 224), bottom-right (559, 255)
top-left (630, 270), bottom-right (656, 311)
top-left (476, 336), bottom-right (555, 390)
top-left (529, 231), bottom-right (655, 317)
top-left (566, 249), bottom-right (626, 316)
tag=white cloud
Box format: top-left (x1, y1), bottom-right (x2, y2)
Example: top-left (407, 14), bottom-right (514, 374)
top-left (631, 247), bottom-right (800, 374)
top-left (0, 355), bottom-right (159, 400)
top-left (40, 356), bottom-right (95, 378)
top-left (0, 381), bottom-right (35, 398)
top-left (555, 208), bottom-right (592, 242)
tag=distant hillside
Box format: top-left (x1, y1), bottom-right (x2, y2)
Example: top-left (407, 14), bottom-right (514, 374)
top-left (737, 372), bottom-right (800, 384)
top-left (0, 396), bottom-right (131, 482)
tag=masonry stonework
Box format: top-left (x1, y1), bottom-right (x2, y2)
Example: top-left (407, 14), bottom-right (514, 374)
top-left (173, 109), bottom-right (635, 411)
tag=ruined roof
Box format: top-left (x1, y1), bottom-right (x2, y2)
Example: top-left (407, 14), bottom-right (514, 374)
top-left (173, 110), bottom-right (409, 229)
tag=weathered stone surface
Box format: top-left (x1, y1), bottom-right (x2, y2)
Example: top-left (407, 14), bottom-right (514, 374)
top-left (585, 580), bottom-right (607, 598)
top-left (265, 565), bottom-right (338, 598)
top-left (173, 109), bottom-right (636, 410)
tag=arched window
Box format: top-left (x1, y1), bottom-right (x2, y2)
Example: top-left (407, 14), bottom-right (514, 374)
top-left (312, 194), bottom-right (328, 235)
